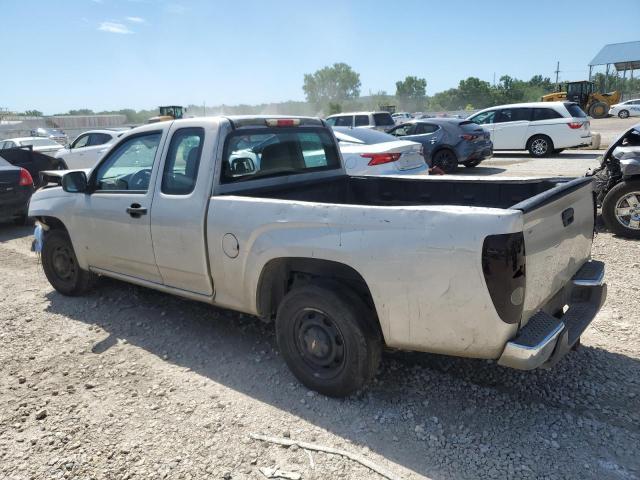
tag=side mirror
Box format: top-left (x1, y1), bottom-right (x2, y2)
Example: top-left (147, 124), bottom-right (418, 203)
top-left (230, 157), bottom-right (256, 174)
top-left (62, 171), bottom-right (88, 193)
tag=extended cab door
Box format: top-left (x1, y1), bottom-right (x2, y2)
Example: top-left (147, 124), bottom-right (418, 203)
top-left (75, 129), bottom-right (167, 283)
top-left (149, 122), bottom-right (214, 296)
top-left (492, 107), bottom-right (531, 149)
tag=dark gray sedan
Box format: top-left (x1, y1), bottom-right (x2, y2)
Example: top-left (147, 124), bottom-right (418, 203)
top-left (387, 119), bottom-right (493, 173)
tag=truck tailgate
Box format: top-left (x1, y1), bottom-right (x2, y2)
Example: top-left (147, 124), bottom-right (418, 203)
top-left (512, 177), bottom-right (595, 325)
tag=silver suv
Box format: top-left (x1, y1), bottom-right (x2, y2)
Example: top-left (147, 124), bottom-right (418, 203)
top-left (325, 111), bottom-right (395, 132)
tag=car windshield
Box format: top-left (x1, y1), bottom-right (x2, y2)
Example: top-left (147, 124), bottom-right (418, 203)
top-left (20, 138), bottom-right (59, 147)
top-left (222, 128), bottom-right (341, 183)
top-left (333, 127), bottom-right (396, 144)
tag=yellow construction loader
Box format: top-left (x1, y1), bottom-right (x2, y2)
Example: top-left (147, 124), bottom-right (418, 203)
top-left (542, 81), bottom-right (620, 118)
top-left (148, 105), bottom-right (185, 124)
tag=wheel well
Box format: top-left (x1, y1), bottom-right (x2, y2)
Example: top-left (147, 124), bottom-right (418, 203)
top-left (432, 146), bottom-right (457, 159)
top-left (256, 257), bottom-right (381, 332)
top-left (38, 216), bottom-right (68, 233)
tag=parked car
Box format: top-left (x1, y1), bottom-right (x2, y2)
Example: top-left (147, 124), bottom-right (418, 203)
top-left (391, 112), bottom-right (413, 124)
top-left (30, 115), bottom-right (605, 397)
top-left (55, 129), bottom-right (123, 169)
top-left (30, 127), bottom-right (69, 146)
top-left (589, 122), bottom-right (640, 238)
top-left (325, 111), bottom-right (395, 131)
top-left (608, 99), bottom-right (640, 119)
top-left (0, 156), bottom-right (33, 225)
top-left (0, 137), bottom-right (65, 156)
top-left (0, 147), bottom-right (65, 186)
top-left (467, 102), bottom-right (591, 157)
top-left (386, 118), bottom-right (493, 173)
top-left (333, 127), bottom-right (427, 175)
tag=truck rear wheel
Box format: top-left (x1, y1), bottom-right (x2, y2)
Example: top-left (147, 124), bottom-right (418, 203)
top-left (42, 230), bottom-right (97, 296)
top-left (588, 102), bottom-right (608, 119)
top-left (275, 283), bottom-right (381, 397)
top-left (601, 180), bottom-right (640, 239)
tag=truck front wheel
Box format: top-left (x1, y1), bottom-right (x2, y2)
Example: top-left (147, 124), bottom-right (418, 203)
top-left (42, 230), bottom-right (97, 296)
top-left (601, 180), bottom-right (640, 239)
top-left (276, 283), bottom-right (381, 397)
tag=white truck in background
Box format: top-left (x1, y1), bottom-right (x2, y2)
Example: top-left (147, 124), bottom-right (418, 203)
top-left (30, 115), bottom-right (606, 397)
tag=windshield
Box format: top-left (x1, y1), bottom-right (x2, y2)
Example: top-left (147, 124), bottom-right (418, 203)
top-left (222, 128), bottom-right (341, 183)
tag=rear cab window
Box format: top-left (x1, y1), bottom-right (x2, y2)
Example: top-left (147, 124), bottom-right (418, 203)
top-left (373, 113), bottom-right (394, 127)
top-left (564, 103), bottom-right (587, 118)
top-left (221, 128), bottom-right (341, 183)
top-left (354, 115), bottom-right (369, 127)
top-left (326, 116), bottom-right (353, 127)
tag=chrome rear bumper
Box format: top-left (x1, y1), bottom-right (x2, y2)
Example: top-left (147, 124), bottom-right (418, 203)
top-left (498, 260), bottom-right (606, 370)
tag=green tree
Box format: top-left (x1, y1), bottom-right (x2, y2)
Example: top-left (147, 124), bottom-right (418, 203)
top-left (67, 109), bottom-right (95, 116)
top-left (303, 63), bottom-right (361, 110)
top-left (395, 76), bottom-right (427, 111)
top-left (23, 109), bottom-right (43, 117)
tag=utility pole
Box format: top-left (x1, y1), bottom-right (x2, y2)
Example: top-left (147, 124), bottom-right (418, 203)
top-left (554, 61), bottom-right (561, 91)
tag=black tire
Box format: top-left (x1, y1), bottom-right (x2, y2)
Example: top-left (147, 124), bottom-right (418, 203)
top-left (618, 110), bottom-right (630, 119)
top-left (601, 180), bottom-right (640, 239)
top-left (275, 283), bottom-right (382, 397)
top-left (41, 230), bottom-right (97, 296)
top-left (527, 135), bottom-right (553, 158)
top-left (432, 149), bottom-right (458, 173)
top-left (56, 161), bottom-right (68, 170)
top-left (588, 102), bottom-right (608, 119)
top-left (463, 159), bottom-right (481, 168)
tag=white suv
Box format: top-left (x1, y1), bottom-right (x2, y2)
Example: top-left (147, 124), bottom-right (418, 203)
top-left (55, 129), bottom-right (125, 169)
top-left (468, 102), bottom-right (591, 157)
top-left (325, 111), bottom-right (395, 132)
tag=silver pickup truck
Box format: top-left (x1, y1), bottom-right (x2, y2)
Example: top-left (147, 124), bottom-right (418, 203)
top-left (30, 116), bottom-right (606, 397)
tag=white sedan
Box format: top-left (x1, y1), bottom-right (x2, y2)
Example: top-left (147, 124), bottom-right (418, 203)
top-left (333, 127), bottom-right (428, 175)
top-left (0, 137), bottom-right (64, 156)
top-left (55, 129), bottom-right (124, 169)
top-left (609, 99), bottom-right (640, 119)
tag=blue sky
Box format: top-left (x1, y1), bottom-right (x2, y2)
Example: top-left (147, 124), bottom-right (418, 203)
top-left (1, 0), bottom-right (638, 114)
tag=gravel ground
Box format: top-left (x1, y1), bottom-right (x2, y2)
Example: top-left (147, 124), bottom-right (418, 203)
top-left (590, 117), bottom-right (639, 147)
top-left (1, 217), bottom-right (639, 479)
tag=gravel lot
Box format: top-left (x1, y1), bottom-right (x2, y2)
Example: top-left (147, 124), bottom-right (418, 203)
top-left (1, 163), bottom-right (639, 479)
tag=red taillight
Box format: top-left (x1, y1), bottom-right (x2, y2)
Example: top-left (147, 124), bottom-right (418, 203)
top-left (461, 134), bottom-right (478, 141)
top-left (19, 168), bottom-right (33, 186)
top-left (265, 118), bottom-right (300, 127)
top-left (361, 152), bottom-right (402, 166)
top-left (567, 122), bottom-right (583, 129)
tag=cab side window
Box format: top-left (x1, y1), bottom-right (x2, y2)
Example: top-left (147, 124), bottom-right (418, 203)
top-left (161, 128), bottom-right (204, 195)
top-left (354, 115), bottom-right (369, 127)
top-left (89, 133), bottom-right (113, 146)
top-left (94, 132), bottom-right (161, 192)
top-left (334, 116), bottom-right (353, 127)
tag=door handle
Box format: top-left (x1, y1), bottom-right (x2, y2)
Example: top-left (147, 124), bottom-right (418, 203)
top-left (561, 208), bottom-right (574, 227)
top-left (126, 203), bottom-right (147, 218)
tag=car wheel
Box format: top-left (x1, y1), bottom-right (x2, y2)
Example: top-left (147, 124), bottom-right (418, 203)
top-left (432, 149), bottom-right (458, 173)
top-left (463, 159), bottom-right (482, 168)
top-left (527, 135), bottom-right (553, 157)
top-left (601, 180), bottom-right (640, 239)
top-left (41, 230), bottom-right (98, 296)
top-left (56, 161), bottom-right (68, 170)
top-left (618, 110), bottom-right (630, 119)
top-left (588, 102), bottom-right (608, 119)
top-left (275, 283), bottom-right (381, 397)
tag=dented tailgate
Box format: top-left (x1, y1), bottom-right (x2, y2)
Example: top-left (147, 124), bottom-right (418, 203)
top-left (512, 177), bottom-right (595, 326)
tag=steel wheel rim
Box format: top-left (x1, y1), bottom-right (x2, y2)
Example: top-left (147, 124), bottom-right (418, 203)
top-left (51, 245), bottom-right (76, 281)
top-left (293, 308), bottom-right (346, 379)
top-left (620, 111), bottom-right (629, 119)
top-left (614, 191), bottom-right (640, 230)
top-left (531, 139), bottom-right (547, 155)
